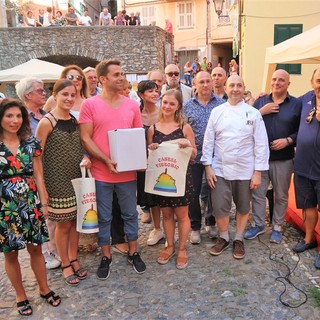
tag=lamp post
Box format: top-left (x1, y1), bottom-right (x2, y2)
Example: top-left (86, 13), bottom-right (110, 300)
top-left (212, 0), bottom-right (230, 23)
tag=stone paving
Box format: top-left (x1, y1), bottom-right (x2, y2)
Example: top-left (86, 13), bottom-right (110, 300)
top-left (0, 211), bottom-right (319, 320)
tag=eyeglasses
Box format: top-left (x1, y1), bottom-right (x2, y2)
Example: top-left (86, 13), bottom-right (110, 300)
top-left (32, 88), bottom-right (46, 95)
top-left (306, 107), bottom-right (316, 124)
top-left (166, 72), bottom-right (179, 77)
top-left (67, 75), bottom-right (83, 81)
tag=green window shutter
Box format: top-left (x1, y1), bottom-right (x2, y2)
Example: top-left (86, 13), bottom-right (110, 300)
top-left (274, 24), bottom-right (302, 74)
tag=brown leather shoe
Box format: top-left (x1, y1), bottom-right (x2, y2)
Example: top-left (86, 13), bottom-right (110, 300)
top-left (233, 240), bottom-right (245, 259)
top-left (209, 238), bottom-right (230, 256)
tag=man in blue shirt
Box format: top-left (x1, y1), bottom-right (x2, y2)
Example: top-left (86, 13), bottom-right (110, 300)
top-left (183, 71), bottom-right (224, 244)
top-left (244, 69), bottom-right (302, 244)
top-left (292, 68), bottom-right (320, 268)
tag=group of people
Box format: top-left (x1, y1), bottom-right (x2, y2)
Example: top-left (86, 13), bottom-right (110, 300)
top-left (1, 57), bottom-right (320, 316)
top-left (183, 57), bottom-right (214, 87)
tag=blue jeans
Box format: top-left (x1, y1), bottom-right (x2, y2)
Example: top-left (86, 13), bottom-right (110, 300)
top-left (184, 74), bottom-right (192, 87)
top-left (96, 180), bottom-right (138, 246)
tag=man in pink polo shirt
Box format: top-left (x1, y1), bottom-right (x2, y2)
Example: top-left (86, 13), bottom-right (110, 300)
top-left (79, 59), bottom-right (146, 279)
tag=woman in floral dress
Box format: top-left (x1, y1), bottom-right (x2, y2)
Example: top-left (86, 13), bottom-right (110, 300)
top-left (0, 98), bottom-right (61, 316)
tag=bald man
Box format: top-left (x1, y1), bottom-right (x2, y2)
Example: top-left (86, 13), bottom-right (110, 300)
top-left (211, 66), bottom-right (228, 101)
top-left (292, 68), bottom-right (320, 268)
top-left (161, 64), bottom-right (192, 104)
top-left (201, 75), bottom-right (269, 259)
top-left (245, 69), bottom-right (302, 244)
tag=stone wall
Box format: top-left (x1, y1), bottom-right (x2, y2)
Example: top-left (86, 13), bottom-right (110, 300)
top-left (0, 26), bottom-right (174, 72)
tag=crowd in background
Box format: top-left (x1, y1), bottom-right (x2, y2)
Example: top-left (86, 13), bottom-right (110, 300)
top-left (1, 55), bottom-right (320, 317)
top-left (22, 6), bottom-right (144, 27)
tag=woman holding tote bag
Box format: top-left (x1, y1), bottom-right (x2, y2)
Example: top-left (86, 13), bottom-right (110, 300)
top-left (35, 79), bottom-right (91, 286)
top-left (147, 89), bottom-right (196, 269)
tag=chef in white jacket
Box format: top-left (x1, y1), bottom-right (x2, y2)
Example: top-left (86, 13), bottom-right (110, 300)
top-left (201, 74), bottom-right (269, 260)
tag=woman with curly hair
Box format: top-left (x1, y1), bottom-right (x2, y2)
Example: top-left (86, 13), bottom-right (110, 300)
top-left (0, 98), bottom-right (61, 316)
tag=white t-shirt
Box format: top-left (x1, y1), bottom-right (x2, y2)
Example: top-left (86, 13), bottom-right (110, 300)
top-left (79, 15), bottom-right (92, 26)
top-left (99, 12), bottom-right (111, 25)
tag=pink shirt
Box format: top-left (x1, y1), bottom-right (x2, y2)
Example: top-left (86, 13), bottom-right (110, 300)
top-left (79, 95), bottom-right (143, 183)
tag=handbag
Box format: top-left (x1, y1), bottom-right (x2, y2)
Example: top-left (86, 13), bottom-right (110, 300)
top-left (71, 166), bottom-right (99, 233)
top-left (145, 139), bottom-right (192, 197)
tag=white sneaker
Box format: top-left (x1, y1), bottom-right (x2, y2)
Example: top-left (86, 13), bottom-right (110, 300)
top-left (147, 229), bottom-right (164, 246)
top-left (205, 225), bottom-right (217, 239)
top-left (43, 252), bottom-right (61, 269)
top-left (50, 250), bottom-right (61, 262)
top-left (190, 230), bottom-right (201, 244)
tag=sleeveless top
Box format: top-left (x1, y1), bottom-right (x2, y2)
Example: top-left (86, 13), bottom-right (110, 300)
top-left (43, 113), bottom-right (84, 222)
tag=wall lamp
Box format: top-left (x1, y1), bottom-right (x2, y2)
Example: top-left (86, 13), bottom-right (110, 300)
top-left (212, 0), bottom-right (228, 17)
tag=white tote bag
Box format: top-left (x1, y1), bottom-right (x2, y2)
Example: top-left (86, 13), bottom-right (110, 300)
top-left (71, 167), bottom-right (99, 233)
top-left (145, 139), bottom-right (193, 197)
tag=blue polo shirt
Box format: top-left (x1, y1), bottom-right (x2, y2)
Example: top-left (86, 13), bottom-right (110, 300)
top-left (29, 108), bottom-right (47, 135)
top-left (183, 93), bottom-right (225, 163)
top-left (294, 91), bottom-right (320, 179)
top-left (253, 93), bottom-right (302, 161)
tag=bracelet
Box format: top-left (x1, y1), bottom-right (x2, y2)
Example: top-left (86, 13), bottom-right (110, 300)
top-left (285, 137), bottom-right (290, 146)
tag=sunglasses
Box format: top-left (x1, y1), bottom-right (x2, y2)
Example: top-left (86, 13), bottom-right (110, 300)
top-left (306, 107), bottom-right (316, 124)
top-left (67, 75), bottom-right (83, 81)
top-left (32, 88), bottom-right (46, 95)
top-left (166, 72), bottom-right (179, 77)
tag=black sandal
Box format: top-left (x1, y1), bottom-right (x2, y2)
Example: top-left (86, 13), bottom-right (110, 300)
top-left (40, 291), bottom-right (61, 307)
top-left (70, 259), bottom-right (88, 280)
top-left (17, 299), bottom-right (32, 316)
top-left (61, 264), bottom-right (80, 286)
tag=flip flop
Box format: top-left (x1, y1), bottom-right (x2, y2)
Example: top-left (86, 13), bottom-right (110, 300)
top-left (17, 300), bottom-right (32, 316)
top-left (40, 291), bottom-right (61, 307)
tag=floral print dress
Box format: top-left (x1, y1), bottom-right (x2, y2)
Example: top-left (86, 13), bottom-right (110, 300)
top-left (0, 136), bottom-right (49, 253)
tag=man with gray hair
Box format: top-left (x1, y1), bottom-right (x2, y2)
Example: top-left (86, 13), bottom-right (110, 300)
top-left (15, 77), bottom-right (61, 270)
top-left (15, 77), bottom-right (47, 134)
top-left (83, 67), bottom-right (102, 97)
top-left (161, 64), bottom-right (192, 104)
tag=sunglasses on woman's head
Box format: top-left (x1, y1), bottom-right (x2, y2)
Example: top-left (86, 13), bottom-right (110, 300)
top-left (67, 75), bottom-right (83, 81)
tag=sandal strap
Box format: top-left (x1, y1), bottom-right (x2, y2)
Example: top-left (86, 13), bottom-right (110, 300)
top-left (40, 291), bottom-right (60, 301)
top-left (70, 259), bottom-right (78, 264)
top-left (17, 300), bottom-right (30, 308)
top-left (61, 264), bottom-right (72, 271)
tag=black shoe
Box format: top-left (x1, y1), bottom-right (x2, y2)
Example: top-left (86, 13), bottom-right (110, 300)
top-left (292, 239), bottom-right (317, 253)
top-left (97, 256), bottom-right (112, 280)
top-left (127, 252), bottom-right (146, 274)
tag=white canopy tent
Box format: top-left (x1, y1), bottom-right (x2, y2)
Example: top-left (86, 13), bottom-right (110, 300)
top-left (262, 24), bottom-right (320, 92)
top-left (0, 59), bottom-right (64, 83)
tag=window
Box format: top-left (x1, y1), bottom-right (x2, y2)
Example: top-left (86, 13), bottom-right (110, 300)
top-left (142, 6), bottom-right (156, 26)
top-left (274, 24), bottom-right (302, 74)
top-left (177, 2), bottom-right (194, 30)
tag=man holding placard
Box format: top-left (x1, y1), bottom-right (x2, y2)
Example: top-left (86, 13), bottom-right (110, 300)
top-left (79, 59), bottom-right (146, 279)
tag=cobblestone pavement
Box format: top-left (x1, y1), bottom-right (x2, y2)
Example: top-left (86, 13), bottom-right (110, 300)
top-left (0, 210), bottom-right (319, 320)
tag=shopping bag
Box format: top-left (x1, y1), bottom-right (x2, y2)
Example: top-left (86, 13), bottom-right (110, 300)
top-left (71, 166), bottom-right (99, 233)
top-left (145, 139), bottom-right (193, 197)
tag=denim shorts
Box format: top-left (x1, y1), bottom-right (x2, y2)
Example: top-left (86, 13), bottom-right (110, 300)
top-left (294, 174), bottom-right (320, 210)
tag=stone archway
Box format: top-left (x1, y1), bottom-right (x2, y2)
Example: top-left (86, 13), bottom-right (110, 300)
top-left (41, 55), bottom-right (100, 69)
